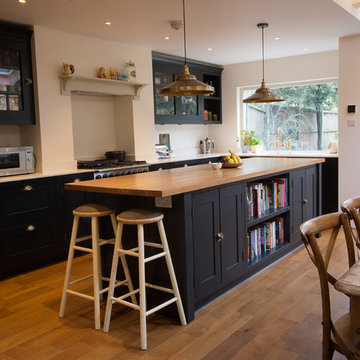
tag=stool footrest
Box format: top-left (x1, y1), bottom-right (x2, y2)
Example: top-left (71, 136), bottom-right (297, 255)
top-left (99, 238), bottom-right (115, 246)
top-left (144, 241), bottom-right (163, 249)
top-left (75, 235), bottom-right (92, 243)
top-left (66, 289), bottom-right (94, 301)
top-left (146, 297), bottom-right (178, 316)
top-left (144, 251), bottom-right (167, 263)
top-left (145, 282), bottom-right (174, 294)
top-left (69, 274), bottom-right (93, 286)
top-left (118, 248), bottom-right (139, 257)
top-left (73, 245), bottom-right (93, 253)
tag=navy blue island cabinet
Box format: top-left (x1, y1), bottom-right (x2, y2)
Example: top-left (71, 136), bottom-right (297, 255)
top-left (63, 158), bottom-right (323, 322)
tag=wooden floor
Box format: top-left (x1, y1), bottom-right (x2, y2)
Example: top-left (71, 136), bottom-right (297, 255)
top-left (0, 232), bottom-right (352, 360)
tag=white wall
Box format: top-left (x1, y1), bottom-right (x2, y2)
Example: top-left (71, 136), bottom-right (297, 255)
top-left (338, 35), bottom-right (360, 205)
top-left (155, 124), bottom-right (209, 156)
top-left (210, 51), bottom-right (339, 153)
top-left (0, 125), bottom-right (21, 147)
top-left (32, 26), bottom-right (155, 171)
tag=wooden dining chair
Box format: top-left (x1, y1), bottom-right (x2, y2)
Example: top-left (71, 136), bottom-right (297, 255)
top-left (300, 212), bottom-right (358, 360)
top-left (341, 196), bottom-right (360, 252)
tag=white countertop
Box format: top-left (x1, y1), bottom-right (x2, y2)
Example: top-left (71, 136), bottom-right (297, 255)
top-left (0, 150), bottom-right (337, 183)
top-left (150, 150), bottom-right (337, 165)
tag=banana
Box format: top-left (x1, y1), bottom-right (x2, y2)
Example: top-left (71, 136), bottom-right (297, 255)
top-left (228, 150), bottom-right (241, 164)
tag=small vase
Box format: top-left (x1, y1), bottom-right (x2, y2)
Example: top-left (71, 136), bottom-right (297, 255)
top-left (250, 145), bottom-right (258, 153)
top-left (241, 144), bottom-right (249, 153)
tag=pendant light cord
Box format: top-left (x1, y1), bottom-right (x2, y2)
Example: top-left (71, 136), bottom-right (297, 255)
top-left (183, 0), bottom-right (187, 65)
top-left (261, 25), bottom-right (265, 82)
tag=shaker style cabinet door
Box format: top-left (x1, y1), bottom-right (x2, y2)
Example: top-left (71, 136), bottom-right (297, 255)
top-left (0, 25), bottom-right (35, 125)
top-left (192, 190), bottom-right (221, 301)
top-left (291, 166), bottom-right (318, 243)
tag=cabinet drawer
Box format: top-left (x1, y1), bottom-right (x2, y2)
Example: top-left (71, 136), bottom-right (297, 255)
top-left (0, 218), bottom-right (62, 277)
top-left (0, 179), bottom-right (57, 225)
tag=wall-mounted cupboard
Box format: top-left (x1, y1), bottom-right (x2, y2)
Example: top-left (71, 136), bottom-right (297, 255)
top-left (152, 54), bottom-right (222, 125)
top-left (0, 23), bottom-right (35, 125)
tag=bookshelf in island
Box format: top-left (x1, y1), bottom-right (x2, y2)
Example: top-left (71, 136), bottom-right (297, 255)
top-left (65, 157), bottom-right (323, 322)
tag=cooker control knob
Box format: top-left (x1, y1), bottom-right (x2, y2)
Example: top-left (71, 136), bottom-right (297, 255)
top-left (115, 172), bottom-right (121, 176)
top-left (95, 175), bottom-right (101, 179)
top-left (102, 174), bottom-right (108, 178)
top-left (109, 173), bottom-right (115, 177)
top-left (127, 170), bottom-right (133, 174)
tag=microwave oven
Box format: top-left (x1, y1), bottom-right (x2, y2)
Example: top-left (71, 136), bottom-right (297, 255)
top-left (0, 146), bottom-right (35, 177)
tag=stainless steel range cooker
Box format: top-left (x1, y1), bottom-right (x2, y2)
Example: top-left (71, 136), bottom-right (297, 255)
top-left (77, 160), bottom-right (149, 179)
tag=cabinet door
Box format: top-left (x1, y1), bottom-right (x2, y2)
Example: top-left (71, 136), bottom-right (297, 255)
top-left (304, 166), bottom-right (317, 221)
top-left (220, 184), bottom-right (246, 283)
top-left (0, 27), bottom-right (34, 124)
top-left (292, 169), bottom-right (305, 242)
top-left (192, 190), bottom-right (221, 300)
top-left (0, 218), bottom-right (60, 278)
top-left (291, 166), bottom-right (318, 242)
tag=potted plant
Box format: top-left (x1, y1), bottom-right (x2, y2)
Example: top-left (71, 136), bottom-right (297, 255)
top-left (238, 130), bottom-right (261, 153)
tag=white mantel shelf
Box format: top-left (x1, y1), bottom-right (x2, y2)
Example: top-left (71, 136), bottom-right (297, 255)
top-left (59, 75), bottom-right (147, 99)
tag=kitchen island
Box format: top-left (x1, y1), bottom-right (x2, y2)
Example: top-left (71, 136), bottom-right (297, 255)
top-left (65, 157), bottom-right (325, 322)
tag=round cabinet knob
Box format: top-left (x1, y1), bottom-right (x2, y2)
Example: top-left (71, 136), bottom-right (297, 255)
top-left (26, 224), bottom-right (36, 232)
top-left (23, 185), bottom-right (33, 191)
top-left (216, 232), bottom-right (224, 242)
top-left (25, 78), bottom-right (33, 85)
top-left (303, 199), bottom-right (309, 205)
top-left (74, 178), bottom-right (80, 183)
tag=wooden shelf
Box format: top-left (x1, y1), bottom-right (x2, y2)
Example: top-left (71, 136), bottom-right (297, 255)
top-left (247, 206), bottom-right (290, 228)
top-left (59, 75), bottom-right (147, 99)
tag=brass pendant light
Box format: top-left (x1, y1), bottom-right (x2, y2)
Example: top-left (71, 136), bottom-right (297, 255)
top-left (243, 23), bottom-right (284, 103)
top-left (159, 0), bottom-right (214, 96)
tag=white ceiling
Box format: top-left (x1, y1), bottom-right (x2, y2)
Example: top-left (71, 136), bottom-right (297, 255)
top-left (1, 0), bottom-right (360, 65)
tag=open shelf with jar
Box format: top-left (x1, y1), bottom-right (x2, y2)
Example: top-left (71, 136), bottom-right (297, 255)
top-left (152, 53), bottom-right (222, 125)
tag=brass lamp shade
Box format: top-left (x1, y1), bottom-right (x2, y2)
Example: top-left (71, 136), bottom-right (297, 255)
top-left (159, 65), bottom-right (214, 96)
top-left (243, 80), bottom-right (284, 103)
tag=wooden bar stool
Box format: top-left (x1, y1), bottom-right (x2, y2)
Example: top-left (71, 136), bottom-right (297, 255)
top-left (103, 209), bottom-right (187, 350)
top-left (59, 203), bottom-right (135, 330)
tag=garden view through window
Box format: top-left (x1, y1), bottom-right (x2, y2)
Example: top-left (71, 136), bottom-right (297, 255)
top-left (242, 82), bottom-right (338, 151)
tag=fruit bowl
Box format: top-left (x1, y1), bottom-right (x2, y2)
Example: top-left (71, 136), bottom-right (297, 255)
top-left (222, 163), bottom-right (242, 168)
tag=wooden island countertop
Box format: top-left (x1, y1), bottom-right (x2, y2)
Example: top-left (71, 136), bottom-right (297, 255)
top-left (64, 157), bottom-right (325, 198)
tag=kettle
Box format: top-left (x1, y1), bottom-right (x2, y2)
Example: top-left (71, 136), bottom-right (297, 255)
top-left (200, 137), bottom-right (215, 154)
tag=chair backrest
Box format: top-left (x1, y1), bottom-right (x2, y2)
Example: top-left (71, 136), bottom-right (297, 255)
top-left (300, 212), bottom-right (356, 358)
top-left (341, 196), bottom-right (360, 250)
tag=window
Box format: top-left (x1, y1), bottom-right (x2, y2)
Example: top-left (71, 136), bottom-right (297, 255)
top-left (242, 82), bottom-right (338, 151)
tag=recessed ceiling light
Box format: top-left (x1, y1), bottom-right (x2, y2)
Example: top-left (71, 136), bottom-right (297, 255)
top-left (303, 47), bottom-right (308, 51)
top-left (18, 0), bottom-right (26, 4)
top-left (208, 47), bottom-right (213, 51)
top-left (164, 36), bottom-right (170, 40)
top-left (104, 21), bottom-right (112, 26)
top-left (274, 37), bottom-right (280, 40)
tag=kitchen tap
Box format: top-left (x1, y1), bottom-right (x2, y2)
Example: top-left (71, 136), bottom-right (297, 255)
top-left (276, 127), bottom-right (291, 151)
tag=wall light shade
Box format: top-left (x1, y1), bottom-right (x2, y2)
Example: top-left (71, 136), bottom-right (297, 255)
top-left (159, 0), bottom-right (214, 97)
top-left (243, 23), bottom-right (284, 103)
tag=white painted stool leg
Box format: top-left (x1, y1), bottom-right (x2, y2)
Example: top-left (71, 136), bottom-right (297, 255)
top-left (59, 215), bottom-right (79, 318)
top-left (103, 222), bottom-right (123, 332)
top-left (157, 220), bottom-right (187, 326)
top-left (118, 227), bottom-right (138, 306)
top-left (138, 224), bottom-right (147, 350)
top-left (91, 217), bottom-right (101, 330)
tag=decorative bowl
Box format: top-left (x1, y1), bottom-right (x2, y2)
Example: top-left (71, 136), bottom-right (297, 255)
top-left (211, 162), bottom-right (223, 170)
top-left (222, 163), bottom-right (242, 168)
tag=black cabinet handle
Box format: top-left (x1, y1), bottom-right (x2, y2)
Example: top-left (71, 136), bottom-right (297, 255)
top-left (26, 225), bottom-right (36, 232)
top-left (23, 184), bottom-right (33, 191)
top-left (216, 232), bottom-right (224, 242)
top-left (303, 199), bottom-right (309, 205)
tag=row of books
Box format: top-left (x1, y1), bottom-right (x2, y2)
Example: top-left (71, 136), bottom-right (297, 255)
top-left (247, 217), bottom-right (285, 261)
top-left (246, 178), bottom-right (288, 220)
